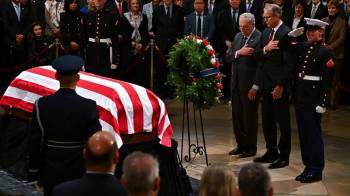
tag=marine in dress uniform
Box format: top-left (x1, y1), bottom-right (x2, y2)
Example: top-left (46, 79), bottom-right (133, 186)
top-left (287, 18), bottom-right (335, 183)
top-left (28, 55), bottom-right (102, 195)
top-left (82, 0), bottom-right (119, 77)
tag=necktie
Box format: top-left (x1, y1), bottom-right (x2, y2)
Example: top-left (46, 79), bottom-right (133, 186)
top-left (15, 4), bottom-right (21, 21)
top-left (269, 28), bottom-right (275, 41)
top-left (196, 14), bottom-right (202, 37)
top-left (118, 2), bottom-right (123, 15)
top-left (311, 4), bottom-right (317, 18)
top-left (232, 10), bottom-right (236, 30)
top-left (240, 36), bottom-right (247, 48)
top-left (247, 0), bottom-right (252, 12)
top-left (208, 0), bottom-right (213, 14)
top-left (166, 6), bottom-right (171, 18)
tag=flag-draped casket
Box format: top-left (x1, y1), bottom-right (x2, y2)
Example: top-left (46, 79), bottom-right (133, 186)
top-left (0, 66), bottom-right (173, 148)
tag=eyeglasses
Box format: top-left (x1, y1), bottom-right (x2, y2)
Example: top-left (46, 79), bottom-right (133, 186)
top-left (263, 15), bottom-right (273, 20)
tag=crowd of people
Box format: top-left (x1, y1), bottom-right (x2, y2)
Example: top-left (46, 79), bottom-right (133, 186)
top-left (0, 0), bottom-right (349, 96)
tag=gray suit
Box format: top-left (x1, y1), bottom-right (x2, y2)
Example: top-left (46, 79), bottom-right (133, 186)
top-left (226, 29), bottom-right (261, 152)
top-left (184, 12), bottom-right (215, 40)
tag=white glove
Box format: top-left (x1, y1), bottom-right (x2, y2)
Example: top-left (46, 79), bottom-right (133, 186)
top-left (111, 64), bottom-right (118, 70)
top-left (316, 106), bottom-right (326, 114)
top-left (288, 27), bottom-right (304, 37)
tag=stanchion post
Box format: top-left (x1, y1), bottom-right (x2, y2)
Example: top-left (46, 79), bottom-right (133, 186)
top-left (55, 38), bottom-right (59, 58)
top-left (150, 39), bottom-right (155, 91)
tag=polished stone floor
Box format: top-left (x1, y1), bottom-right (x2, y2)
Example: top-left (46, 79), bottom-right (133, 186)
top-left (167, 100), bottom-right (350, 196)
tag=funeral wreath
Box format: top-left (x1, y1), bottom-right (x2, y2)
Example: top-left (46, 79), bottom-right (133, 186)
top-left (167, 35), bottom-right (223, 109)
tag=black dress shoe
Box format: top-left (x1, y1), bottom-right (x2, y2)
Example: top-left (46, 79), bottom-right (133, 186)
top-left (295, 171), bottom-right (307, 181)
top-left (254, 150), bottom-right (279, 163)
top-left (300, 174), bottom-right (322, 183)
top-left (229, 147), bottom-right (244, 155)
top-left (239, 151), bottom-right (256, 158)
top-left (268, 158), bottom-right (289, 169)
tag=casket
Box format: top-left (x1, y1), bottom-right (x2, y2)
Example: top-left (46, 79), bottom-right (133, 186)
top-left (0, 66), bottom-right (173, 148)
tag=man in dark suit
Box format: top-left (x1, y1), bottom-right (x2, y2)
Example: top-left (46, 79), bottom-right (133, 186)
top-left (274, 0), bottom-right (294, 28)
top-left (1, 0), bottom-right (31, 89)
top-left (28, 55), bottom-right (102, 196)
top-left (30, 0), bottom-right (46, 27)
top-left (216, 0), bottom-right (242, 98)
top-left (184, 0), bottom-right (215, 40)
top-left (226, 12), bottom-right (261, 158)
top-left (216, 0), bottom-right (242, 57)
top-left (0, 3), bottom-right (4, 81)
top-left (150, 0), bottom-right (184, 97)
top-left (251, 4), bottom-right (293, 169)
top-left (239, 0), bottom-right (264, 31)
top-left (338, 0), bottom-right (349, 19)
top-left (106, 0), bottom-right (128, 17)
top-left (52, 132), bottom-right (127, 196)
top-left (151, 0), bottom-right (184, 55)
top-left (183, 0), bottom-right (225, 16)
top-left (305, 0), bottom-right (328, 19)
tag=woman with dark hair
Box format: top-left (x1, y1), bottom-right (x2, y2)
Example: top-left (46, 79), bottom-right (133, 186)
top-left (286, 0), bottom-right (307, 40)
top-left (322, 0), bottom-right (346, 109)
top-left (27, 22), bottom-right (54, 66)
top-left (60, 0), bottom-right (83, 55)
top-left (120, 0), bottom-right (149, 86)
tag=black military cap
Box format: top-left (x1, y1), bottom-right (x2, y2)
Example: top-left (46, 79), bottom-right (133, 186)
top-left (52, 55), bottom-right (84, 75)
top-left (304, 18), bottom-right (329, 31)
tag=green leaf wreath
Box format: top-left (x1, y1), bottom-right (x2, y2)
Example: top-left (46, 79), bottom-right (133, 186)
top-left (167, 35), bottom-right (223, 109)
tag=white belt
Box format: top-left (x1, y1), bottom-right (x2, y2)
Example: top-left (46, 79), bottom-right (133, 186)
top-left (299, 73), bottom-right (322, 81)
top-left (88, 38), bottom-right (113, 65)
top-left (88, 38), bottom-right (112, 44)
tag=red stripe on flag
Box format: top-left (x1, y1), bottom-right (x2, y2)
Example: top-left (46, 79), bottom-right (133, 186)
top-left (11, 78), bottom-right (55, 97)
top-left (26, 67), bottom-right (56, 79)
top-left (117, 82), bottom-right (144, 134)
top-left (0, 96), bottom-right (34, 113)
top-left (26, 67), bottom-right (129, 133)
top-left (146, 90), bottom-right (160, 133)
top-left (77, 80), bottom-right (128, 134)
top-left (160, 125), bottom-right (172, 147)
top-left (97, 105), bottom-right (120, 134)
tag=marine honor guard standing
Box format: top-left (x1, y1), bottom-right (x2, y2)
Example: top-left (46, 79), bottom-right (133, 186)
top-left (287, 18), bottom-right (335, 183)
top-left (82, 0), bottom-right (120, 77)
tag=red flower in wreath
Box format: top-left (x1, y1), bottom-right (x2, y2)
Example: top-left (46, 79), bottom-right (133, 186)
top-left (201, 39), bottom-right (209, 46)
top-left (208, 49), bottom-right (215, 56)
top-left (195, 35), bottom-right (201, 39)
top-left (217, 83), bottom-right (223, 90)
top-left (213, 60), bottom-right (219, 68)
top-left (215, 73), bottom-right (222, 81)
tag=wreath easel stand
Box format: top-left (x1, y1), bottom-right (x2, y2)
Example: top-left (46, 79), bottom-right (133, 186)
top-left (168, 36), bottom-right (222, 166)
top-left (180, 85), bottom-right (209, 166)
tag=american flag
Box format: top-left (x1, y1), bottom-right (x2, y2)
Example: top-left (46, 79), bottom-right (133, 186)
top-left (0, 66), bottom-right (173, 148)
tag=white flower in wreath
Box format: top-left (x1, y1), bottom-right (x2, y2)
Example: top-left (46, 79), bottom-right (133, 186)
top-left (206, 45), bottom-right (213, 50)
top-left (196, 39), bottom-right (203, 44)
top-left (210, 57), bottom-right (216, 64)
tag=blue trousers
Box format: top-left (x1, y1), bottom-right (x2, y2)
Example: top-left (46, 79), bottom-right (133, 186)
top-left (295, 107), bottom-right (325, 175)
